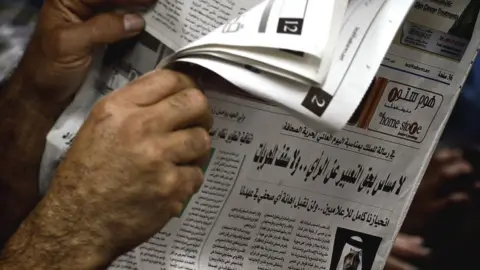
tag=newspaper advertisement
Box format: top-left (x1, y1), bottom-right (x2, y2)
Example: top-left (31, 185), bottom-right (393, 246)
top-left (39, 0), bottom-right (480, 269)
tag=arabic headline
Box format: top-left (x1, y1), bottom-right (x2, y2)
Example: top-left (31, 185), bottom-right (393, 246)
top-left (238, 186), bottom-right (391, 228)
top-left (252, 142), bottom-right (407, 198)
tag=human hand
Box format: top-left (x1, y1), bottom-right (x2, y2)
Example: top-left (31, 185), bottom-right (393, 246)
top-left (0, 0), bottom-right (156, 250)
top-left (0, 70), bottom-right (212, 269)
top-left (385, 234), bottom-right (430, 270)
top-left (403, 148), bottom-right (476, 232)
top-left (15, 0), bottom-right (154, 102)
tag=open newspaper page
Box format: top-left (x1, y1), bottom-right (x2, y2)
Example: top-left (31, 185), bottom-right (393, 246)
top-left (39, 0), bottom-right (480, 269)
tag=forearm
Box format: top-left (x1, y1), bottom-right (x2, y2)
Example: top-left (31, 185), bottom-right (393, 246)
top-left (0, 196), bottom-right (111, 270)
top-left (0, 74), bottom-right (113, 269)
top-left (0, 70), bottom-right (68, 247)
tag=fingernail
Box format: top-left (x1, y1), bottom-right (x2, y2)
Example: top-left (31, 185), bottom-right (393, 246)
top-left (124, 14), bottom-right (145, 33)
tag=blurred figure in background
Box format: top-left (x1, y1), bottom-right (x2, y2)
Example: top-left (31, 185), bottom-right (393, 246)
top-left (422, 56), bottom-right (480, 270)
top-left (386, 56), bottom-right (480, 270)
top-left (386, 148), bottom-right (476, 270)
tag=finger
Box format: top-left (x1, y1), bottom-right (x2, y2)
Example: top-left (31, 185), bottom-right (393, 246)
top-left (395, 233), bottom-right (424, 246)
top-left (392, 235), bottom-right (430, 258)
top-left (116, 69), bottom-right (196, 106)
top-left (429, 192), bottom-right (469, 213)
top-left (176, 166), bottom-right (205, 197)
top-left (49, 0), bottom-right (155, 20)
top-left (159, 166), bottom-right (204, 216)
top-left (55, 12), bottom-right (145, 57)
top-left (149, 88), bottom-right (212, 131)
top-left (194, 153), bottom-right (212, 169)
top-left (385, 256), bottom-right (418, 270)
top-left (82, 0), bottom-right (156, 8)
top-left (161, 127), bottom-right (212, 164)
top-left (435, 148), bottom-right (463, 163)
top-left (439, 160), bottom-right (472, 179)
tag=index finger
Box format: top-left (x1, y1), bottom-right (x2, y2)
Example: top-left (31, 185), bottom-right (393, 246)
top-left (82, 0), bottom-right (156, 7)
top-left (114, 69), bottom-right (197, 106)
top-left (392, 235), bottom-right (430, 258)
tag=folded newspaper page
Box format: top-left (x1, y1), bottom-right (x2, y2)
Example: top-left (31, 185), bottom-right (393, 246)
top-left (39, 0), bottom-right (480, 269)
top-left (154, 0), bottom-right (412, 132)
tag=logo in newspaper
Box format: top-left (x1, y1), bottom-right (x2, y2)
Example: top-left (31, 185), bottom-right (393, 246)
top-left (301, 87), bottom-right (332, 117)
top-left (367, 80), bottom-right (443, 143)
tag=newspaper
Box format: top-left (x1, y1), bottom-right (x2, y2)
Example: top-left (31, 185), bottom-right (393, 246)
top-left (39, 0), bottom-right (480, 269)
top-left (149, 0), bottom-right (413, 131)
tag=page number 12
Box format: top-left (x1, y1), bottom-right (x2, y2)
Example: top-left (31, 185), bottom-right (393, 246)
top-left (277, 18), bottom-right (304, 35)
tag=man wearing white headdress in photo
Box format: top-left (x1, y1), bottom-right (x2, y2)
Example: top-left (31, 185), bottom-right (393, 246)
top-left (337, 236), bottom-right (364, 270)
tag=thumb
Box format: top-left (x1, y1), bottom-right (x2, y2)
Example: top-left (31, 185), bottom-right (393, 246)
top-left (61, 12), bottom-right (145, 56)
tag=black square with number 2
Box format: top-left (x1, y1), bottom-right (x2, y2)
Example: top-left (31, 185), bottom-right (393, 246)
top-left (277, 18), bottom-right (304, 35)
top-left (302, 87), bottom-right (332, 117)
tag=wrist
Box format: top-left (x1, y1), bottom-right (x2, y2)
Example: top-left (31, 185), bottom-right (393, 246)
top-left (0, 197), bottom-right (113, 270)
top-left (2, 68), bottom-right (69, 120)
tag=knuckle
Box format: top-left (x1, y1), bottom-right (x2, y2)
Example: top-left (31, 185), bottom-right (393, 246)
top-left (167, 88), bottom-right (209, 115)
top-left (170, 202), bottom-right (185, 217)
top-left (180, 168), bottom-right (204, 196)
top-left (123, 113), bottom-right (144, 130)
top-left (167, 92), bottom-right (187, 110)
top-left (205, 110), bottom-right (214, 130)
top-left (157, 169), bottom-right (181, 197)
top-left (199, 128), bottom-right (212, 150)
top-left (117, 114), bottom-right (159, 153)
top-left (192, 167), bottom-right (205, 189)
top-left (185, 128), bottom-right (211, 153)
top-left (189, 166), bottom-right (204, 181)
top-left (137, 142), bottom-right (164, 167)
top-left (187, 88), bottom-right (209, 111)
top-left (117, 114), bottom-right (144, 142)
top-left (91, 98), bottom-right (116, 121)
top-left (156, 69), bottom-right (183, 89)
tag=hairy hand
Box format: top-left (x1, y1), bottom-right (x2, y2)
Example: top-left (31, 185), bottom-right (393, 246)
top-left (1, 70), bottom-right (213, 269)
top-left (0, 0), bottom-right (155, 252)
top-left (17, 0), bottom-right (155, 101)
